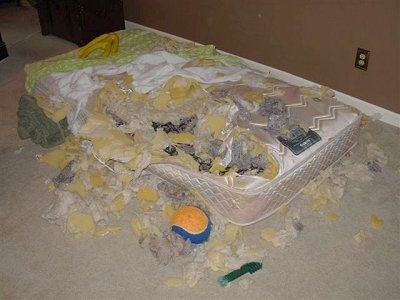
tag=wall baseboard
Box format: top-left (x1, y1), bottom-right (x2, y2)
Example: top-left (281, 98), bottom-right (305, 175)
top-left (125, 21), bottom-right (399, 128)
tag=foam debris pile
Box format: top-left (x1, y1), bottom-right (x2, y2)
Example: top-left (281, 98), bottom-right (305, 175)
top-left (18, 29), bottom-right (389, 288)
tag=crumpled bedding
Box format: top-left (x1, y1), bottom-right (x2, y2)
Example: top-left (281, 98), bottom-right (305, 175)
top-left (32, 51), bottom-right (250, 135)
top-left (25, 29), bottom-right (243, 94)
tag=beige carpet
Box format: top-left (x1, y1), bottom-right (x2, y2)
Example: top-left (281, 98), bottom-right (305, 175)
top-left (1, 5), bottom-right (399, 300)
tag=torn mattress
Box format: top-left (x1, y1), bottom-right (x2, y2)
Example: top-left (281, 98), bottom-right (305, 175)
top-left (28, 29), bottom-right (361, 225)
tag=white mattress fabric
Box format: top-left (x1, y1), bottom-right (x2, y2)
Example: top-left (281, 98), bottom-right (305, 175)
top-left (33, 49), bottom-right (361, 225)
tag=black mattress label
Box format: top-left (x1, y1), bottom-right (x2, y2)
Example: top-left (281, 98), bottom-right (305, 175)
top-left (277, 130), bottom-right (321, 156)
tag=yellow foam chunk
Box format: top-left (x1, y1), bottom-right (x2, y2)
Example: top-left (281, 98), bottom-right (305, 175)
top-left (370, 215), bottom-right (384, 229)
top-left (36, 96), bottom-right (69, 122)
top-left (151, 224), bottom-right (163, 237)
top-left (163, 277), bottom-right (185, 288)
top-left (123, 74), bottom-right (133, 86)
top-left (224, 223), bottom-right (243, 244)
top-left (40, 149), bottom-right (67, 169)
top-left (124, 146), bottom-right (148, 170)
top-left (353, 230), bottom-right (367, 244)
top-left (79, 113), bottom-right (138, 162)
top-left (168, 132), bottom-right (195, 144)
top-left (152, 149), bottom-right (199, 171)
top-left (207, 250), bottom-right (226, 272)
top-left (90, 132), bottom-right (136, 161)
top-left (35, 175), bottom-right (44, 182)
top-left (244, 90), bottom-right (265, 103)
top-left (164, 75), bottom-right (198, 99)
top-left (257, 158), bottom-right (279, 180)
top-left (151, 129), bottom-right (170, 150)
top-left (204, 237), bottom-right (224, 251)
top-left (246, 131), bottom-right (279, 180)
top-left (310, 196), bottom-right (328, 211)
top-left (47, 182), bottom-right (56, 191)
top-left (133, 132), bottom-right (141, 143)
top-left (164, 203), bottom-right (176, 219)
top-left (62, 136), bottom-right (82, 154)
top-left (260, 227), bottom-right (277, 242)
top-left (90, 173), bottom-right (105, 187)
top-left (94, 226), bottom-right (122, 237)
top-left (279, 205), bottom-right (289, 216)
top-left (169, 87), bottom-right (187, 99)
top-left (136, 184), bottom-right (159, 202)
top-left (204, 115), bottom-right (226, 138)
top-left (209, 156), bottom-right (226, 173)
top-left (327, 212), bottom-right (340, 222)
top-left (65, 179), bottom-right (87, 199)
top-left (67, 211), bottom-right (95, 238)
top-left (140, 201), bottom-right (153, 212)
top-left (152, 93), bottom-right (171, 111)
top-left (130, 217), bottom-right (149, 239)
top-left (102, 186), bottom-right (116, 195)
top-left (119, 173), bottom-right (133, 189)
top-left (112, 193), bottom-right (125, 213)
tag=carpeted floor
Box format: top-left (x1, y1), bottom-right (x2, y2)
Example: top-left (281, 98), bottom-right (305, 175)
top-left (1, 5), bottom-right (399, 300)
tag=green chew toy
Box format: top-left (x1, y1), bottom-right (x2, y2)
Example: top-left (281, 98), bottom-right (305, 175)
top-left (217, 261), bottom-right (263, 287)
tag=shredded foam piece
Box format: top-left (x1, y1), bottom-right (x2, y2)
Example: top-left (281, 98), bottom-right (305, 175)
top-left (337, 162), bottom-right (374, 182)
top-left (279, 205), bottom-right (289, 216)
top-left (64, 179), bottom-right (87, 199)
top-left (183, 262), bottom-right (207, 288)
top-left (270, 230), bottom-right (293, 248)
top-left (94, 226), bottom-right (122, 238)
top-left (224, 223), bottom-right (243, 244)
top-left (353, 230), bottom-right (367, 245)
top-left (40, 149), bottom-right (68, 169)
top-left (136, 184), bottom-right (160, 202)
top-left (67, 211), bottom-right (95, 238)
top-left (163, 203), bottom-right (176, 219)
top-left (163, 277), bottom-right (185, 288)
top-left (303, 166), bottom-right (346, 210)
top-left (207, 250), bottom-right (227, 272)
top-left (260, 208), bottom-right (302, 248)
top-left (111, 193), bottom-right (126, 213)
top-left (366, 143), bottom-right (388, 165)
top-left (36, 96), bottom-right (69, 123)
top-left (41, 190), bottom-right (81, 231)
top-left (130, 217), bottom-right (150, 241)
top-left (310, 196), bottom-right (329, 211)
top-left (370, 215), bottom-right (384, 229)
top-left (327, 212), bottom-right (340, 222)
top-left (260, 227), bottom-right (288, 248)
top-left (47, 181), bottom-right (56, 191)
top-left (147, 233), bottom-right (190, 265)
top-left (260, 227), bottom-right (277, 243)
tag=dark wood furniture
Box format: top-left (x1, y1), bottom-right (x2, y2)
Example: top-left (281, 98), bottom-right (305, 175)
top-left (0, 33), bottom-right (8, 61)
top-left (37, 0), bottom-right (125, 46)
